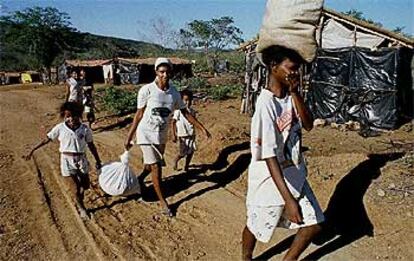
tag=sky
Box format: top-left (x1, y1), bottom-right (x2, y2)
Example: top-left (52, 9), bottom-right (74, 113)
top-left (1, 0), bottom-right (413, 46)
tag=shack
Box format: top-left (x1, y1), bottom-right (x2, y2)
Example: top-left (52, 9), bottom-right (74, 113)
top-left (239, 8), bottom-right (414, 130)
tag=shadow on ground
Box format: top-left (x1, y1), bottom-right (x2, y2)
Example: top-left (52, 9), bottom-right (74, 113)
top-left (255, 152), bottom-right (405, 261)
top-left (89, 141), bottom-right (250, 214)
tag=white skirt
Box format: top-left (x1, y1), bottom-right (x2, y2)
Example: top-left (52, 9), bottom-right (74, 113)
top-left (246, 181), bottom-right (325, 243)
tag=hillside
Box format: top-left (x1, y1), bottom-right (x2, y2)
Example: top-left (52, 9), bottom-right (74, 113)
top-left (72, 33), bottom-right (171, 60)
top-left (0, 21), bottom-right (170, 71)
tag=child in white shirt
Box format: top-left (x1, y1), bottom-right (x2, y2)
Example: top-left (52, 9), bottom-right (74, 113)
top-left (172, 89), bottom-right (197, 171)
top-left (24, 101), bottom-right (102, 219)
top-left (242, 46), bottom-right (324, 261)
top-left (65, 70), bottom-right (83, 103)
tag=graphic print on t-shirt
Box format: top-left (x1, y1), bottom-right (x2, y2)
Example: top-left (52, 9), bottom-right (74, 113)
top-left (149, 107), bottom-right (172, 131)
top-left (276, 109), bottom-right (293, 132)
top-left (272, 96), bottom-right (302, 165)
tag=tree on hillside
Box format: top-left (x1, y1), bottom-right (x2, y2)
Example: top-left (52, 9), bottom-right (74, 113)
top-left (178, 16), bottom-right (243, 72)
top-left (179, 16), bottom-right (243, 54)
top-left (0, 7), bottom-right (77, 76)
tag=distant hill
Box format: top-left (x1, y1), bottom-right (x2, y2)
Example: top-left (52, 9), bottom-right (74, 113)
top-left (72, 32), bottom-right (171, 60)
top-left (0, 21), bottom-right (171, 71)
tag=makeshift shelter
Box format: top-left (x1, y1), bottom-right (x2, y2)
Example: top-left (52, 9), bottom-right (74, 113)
top-left (118, 57), bottom-right (193, 83)
top-left (60, 57), bottom-right (192, 85)
top-left (2, 72), bottom-right (21, 84)
top-left (60, 59), bottom-right (112, 84)
top-left (239, 8), bottom-right (413, 130)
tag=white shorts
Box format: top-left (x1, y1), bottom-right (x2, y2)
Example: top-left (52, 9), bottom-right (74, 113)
top-left (60, 154), bottom-right (89, 177)
top-left (246, 181), bottom-right (325, 243)
top-left (179, 136), bottom-right (196, 156)
top-left (140, 144), bottom-right (166, 165)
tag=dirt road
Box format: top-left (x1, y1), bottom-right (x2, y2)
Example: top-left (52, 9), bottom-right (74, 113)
top-left (1, 85), bottom-right (413, 260)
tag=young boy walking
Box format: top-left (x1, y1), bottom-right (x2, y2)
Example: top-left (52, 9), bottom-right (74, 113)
top-left (171, 89), bottom-right (197, 172)
top-left (242, 46), bottom-right (324, 261)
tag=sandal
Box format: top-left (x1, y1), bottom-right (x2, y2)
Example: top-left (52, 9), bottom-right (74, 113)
top-left (77, 204), bottom-right (89, 220)
top-left (161, 207), bottom-right (174, 217)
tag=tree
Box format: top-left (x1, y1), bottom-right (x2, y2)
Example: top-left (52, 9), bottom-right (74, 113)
top-left (179, 16), bottom-right (243, 54)
top-left (0, 7), bottom-right (76, 73)
top-left (137, 16), bottom-right (176, 49)
top-left (175, 28), bottom-right (195, 51)
top-left (178, 16), bottom-right (243, 72)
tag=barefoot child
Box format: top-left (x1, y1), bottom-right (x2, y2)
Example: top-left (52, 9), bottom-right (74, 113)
top-left (171, 89), bottom-right (197, 172)
top-left (24, 101), bottom-right (102, 218)
top-left (242, 46), bottom-right (324, 260)
top-left (83, 85), bottom-right (96, 129)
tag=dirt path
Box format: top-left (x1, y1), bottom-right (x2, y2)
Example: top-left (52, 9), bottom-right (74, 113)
top-left (1, 85), bottom-right (413, 260)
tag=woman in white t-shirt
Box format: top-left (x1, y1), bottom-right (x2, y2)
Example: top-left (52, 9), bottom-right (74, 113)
top-left (242, 46), bottom-right (324, 261)
top-left (124, 58), bottom-right (211, 217)
top-left (24, 102), bottom-right (102, 219)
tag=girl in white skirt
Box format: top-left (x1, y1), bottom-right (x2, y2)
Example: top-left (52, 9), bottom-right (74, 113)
top-left (242, 46), bottom-right (324, 261)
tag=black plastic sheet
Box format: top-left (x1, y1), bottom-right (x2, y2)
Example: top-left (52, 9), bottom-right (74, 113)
top-left (307, 47), bottom-right (401, 130)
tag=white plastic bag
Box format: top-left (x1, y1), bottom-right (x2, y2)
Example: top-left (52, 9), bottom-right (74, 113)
top-left (256, 0), bottom-right (324, 63)
top-left (99, 151), bottom-right (141, 196)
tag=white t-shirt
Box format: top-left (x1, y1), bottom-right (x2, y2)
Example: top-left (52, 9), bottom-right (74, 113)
top-left (246, 89), bottom-right (307, 206)
top-left (47, 122), bottom-right (93, 153)
top-left (173, 108), bottom-right (195, 137)
top-left (67, 78), bottom-right (83, 103)
top-left (136, 81), bottom-right (185, 145)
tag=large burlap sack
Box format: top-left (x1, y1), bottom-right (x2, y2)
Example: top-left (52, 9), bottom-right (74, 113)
top-left (99, 151), bottom-right (140, 196)
top-left (256, 0), bottom-right (324, 63)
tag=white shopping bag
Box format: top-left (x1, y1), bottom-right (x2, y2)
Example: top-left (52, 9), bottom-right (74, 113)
top-left (99, 151), bottom-right (141, 196)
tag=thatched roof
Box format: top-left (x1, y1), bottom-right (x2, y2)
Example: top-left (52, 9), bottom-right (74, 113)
top-left (239, 8), bottom-right (413, 51)
top-left (118, 57), bottom-right (191, 65)
top-left (64, 57), bottom-right (192, 67)
top-left (65, 59), bottom-right (112, 67)
top-left (3, 72), bottom-right (20, 77)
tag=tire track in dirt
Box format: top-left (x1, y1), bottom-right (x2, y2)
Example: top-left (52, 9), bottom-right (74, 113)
top-left (35, 151), bottom-right (127, 260)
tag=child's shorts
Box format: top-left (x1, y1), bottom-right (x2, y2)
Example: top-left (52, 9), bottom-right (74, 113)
top-left (246, 181), bottom-right (325, 243)
top-left (60, 153), bottom-right (89, 177)
top-left (140, 144), bottom-right (166, 165)
top-left (179, 136), bottom-right (196, 156)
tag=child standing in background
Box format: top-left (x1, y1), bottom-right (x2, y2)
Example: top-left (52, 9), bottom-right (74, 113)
top-left (83, 85), bottom-right (96, 129)
top-left (172, 89), bottom-right (197, 172)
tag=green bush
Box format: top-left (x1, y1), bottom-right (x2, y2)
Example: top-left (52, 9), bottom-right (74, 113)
top-left (173, 76), bottom-right (209, 91)
top-left (208, 83), bottom-right (243, 100)
top-left (101, 86), bottom-right (137, 114)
